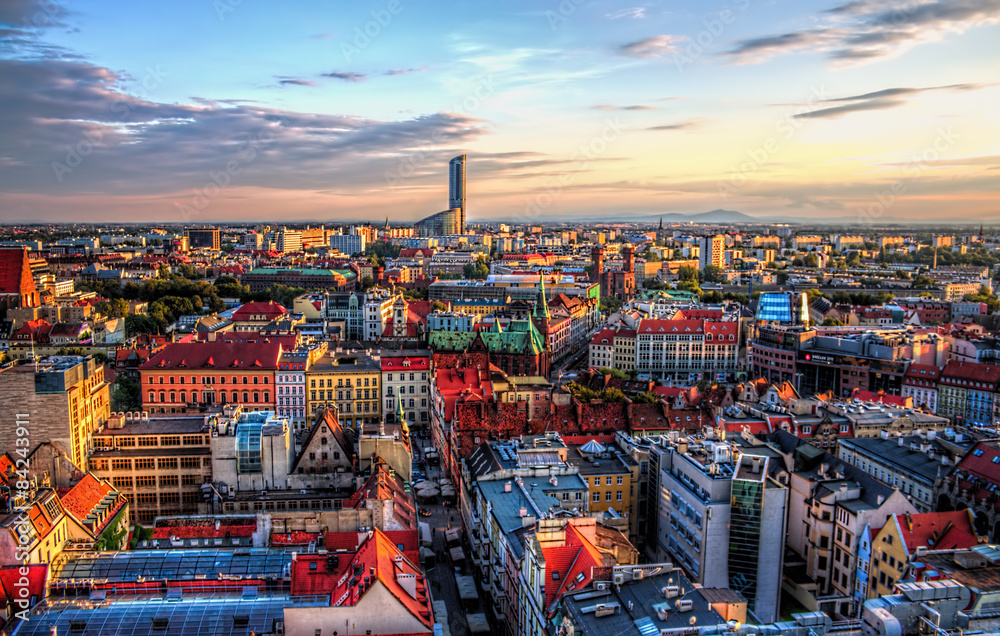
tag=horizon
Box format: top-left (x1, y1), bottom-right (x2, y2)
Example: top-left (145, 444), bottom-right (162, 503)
top-left (1, 0), bottom-right (999, 224)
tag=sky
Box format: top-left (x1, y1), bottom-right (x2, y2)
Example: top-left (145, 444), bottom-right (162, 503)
top-left (1, 0), bottom-right (999, 226)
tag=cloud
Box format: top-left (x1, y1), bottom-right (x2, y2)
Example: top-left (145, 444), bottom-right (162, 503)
top-left (384, 67), bottom-right (427, 76)
top-left (607, 7), bottom-right (647, 19)
top-left (618, 35), bottom-right (683, 58)
top-left (794, 83), bottom-right (989, 118)
top-left (322, 71), bottom-right (366, 82)
top-left (0, 57), bottom-right (491, 199)
top-left (725, 0), bottom-right (1000, 65)
top-left (592, 104), bottom-right (658, 111)
top-left (647, 120), bottom-right (699, 131)
top-left (275, 76), bottom-right (316, 87)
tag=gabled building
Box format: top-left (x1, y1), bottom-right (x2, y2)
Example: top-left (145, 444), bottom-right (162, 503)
top-left (59, 473), bottom-right (130, 551)
top-left (289, 407), bottom-right (355, 490)
top-left (284, 529), bottom-right (435, 635)
top-left (863, 510), bottom-right (978, 600)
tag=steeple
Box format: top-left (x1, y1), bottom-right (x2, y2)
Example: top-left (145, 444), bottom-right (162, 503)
top-left (534, 274), bottom-right (550, 320)
top-left (396, 397), bottom-right (409, 436)
top-left (492, 312), bottom-right (503, 333)
top-left (659, 217), bottom-right (663, 230)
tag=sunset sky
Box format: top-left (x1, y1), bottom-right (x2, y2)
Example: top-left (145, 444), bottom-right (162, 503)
top-left (1, 0), bottom-right (998, 225)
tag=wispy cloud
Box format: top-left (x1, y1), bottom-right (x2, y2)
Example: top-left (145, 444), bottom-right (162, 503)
top-left (794, 83), bottom-right (988, 118)
top-left (618, 35), bottom-right (684, 58)
top-left (647, 120), bottom-right (700, 131)
top-left (384, 67), bottom-right (428, 76)
top-left (275, 76), bottom-right (316, 87)
top-left (322, 71), bottom-right (366, 82)
top-left (593, 104), bottom-right (658, 111)
top-left (725, 0), bottom-right (1000, 65)
top-left (607, 7), bottom-right (648, 19)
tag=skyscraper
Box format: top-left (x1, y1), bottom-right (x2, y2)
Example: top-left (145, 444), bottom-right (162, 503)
top-left (449, 154), bottom-right (466, 233)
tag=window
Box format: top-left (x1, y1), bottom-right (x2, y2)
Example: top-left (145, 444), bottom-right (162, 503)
top-left (606, 492), bottom-right (612, 501)
top-left (593, 492), bottom-right (600, 502)
top-left (616, 491), bottom-right (622, 501)
top-left (617, 476), bottom-right (623, 485)
top-left (606, 477), bottom-right (612, 486)
top-left (159, 475), bottom-right (178, 487)
top-left (158, 458), bottom-right (178, 469)
top-left (136, 476), bottom-right (156, 488)
top-left (135, 458), bottom-right (155, 470)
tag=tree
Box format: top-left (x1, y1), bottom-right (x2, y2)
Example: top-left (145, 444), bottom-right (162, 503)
top-left (633, 392), bottom-right (659, 404)
top-left (431, 300), bottom-right (448, 312)
top-left (822, 317), bottom-right (844, 326)
top-left (111, 377), bottom-right (142, 411)
top-left (598, 367), bottom-right (628, 380)
top-left (463, 261), bottom-right (489, 280)
top-left (97, 298), bottom-right (130, 318)
top-left (125, 314), bottom-right (160, 337)
top-left (600, 297), bottom-right (622, 314)
top-left (803, 253), bottom-right (819, 268)
top-left (359, 276), bottom-right (375, 291)
top-left (677, 265), bottom-right (698, 282)
top-left (702, 264), bottom-right (725, 283)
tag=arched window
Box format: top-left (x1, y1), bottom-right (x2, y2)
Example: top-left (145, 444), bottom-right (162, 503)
top-left (243, 391), bottom-right (249, 402)
top-left (169, 391), bottom-right (176, 403)
top-left (159, 391), bottom-right (165, 402)
top-left (149, 391), bottom-right (155, 403)
top-left (253, 392), bottom-right (260, 403)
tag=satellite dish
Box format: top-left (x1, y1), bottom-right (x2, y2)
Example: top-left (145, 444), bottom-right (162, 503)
top-left (689, 616), bottom-right (697, 626)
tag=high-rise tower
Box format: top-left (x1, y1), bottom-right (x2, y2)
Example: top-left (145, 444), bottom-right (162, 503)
top-left (449, 155), bottom-right (466, 233)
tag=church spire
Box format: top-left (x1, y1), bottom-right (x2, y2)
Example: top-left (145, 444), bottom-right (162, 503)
top-left (534, 274), bottom-right (550, 320)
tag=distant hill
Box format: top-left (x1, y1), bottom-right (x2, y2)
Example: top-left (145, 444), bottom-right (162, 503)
top-left (640, 209), bottom-right (761, 224)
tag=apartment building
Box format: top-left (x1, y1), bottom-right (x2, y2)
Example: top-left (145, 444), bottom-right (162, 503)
top-left (306, 351), bottom-right (382, 428)
top-left (635, 318), bottom-right (739, 383)
top-left (381, 352), bottom-right (432, 427)
top-left (277, 342), bottom-right (327, 430)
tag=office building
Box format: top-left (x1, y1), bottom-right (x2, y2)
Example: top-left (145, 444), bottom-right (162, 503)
top-left (449, 154), bottom-right (466, 228)
top-left (329, 232), bottom-right (366, 255)
top-left (183, 227), bottom-right (220, 250)
top-left (0, 355), bottom-right (110, 469)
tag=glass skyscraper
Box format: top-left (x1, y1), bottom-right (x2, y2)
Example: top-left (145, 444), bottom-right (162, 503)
top-left (449, 154), bottom-right (466, 233)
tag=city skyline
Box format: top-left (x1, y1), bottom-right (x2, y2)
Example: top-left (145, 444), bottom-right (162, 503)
top-left (1, 0), bottom-right (999, 224)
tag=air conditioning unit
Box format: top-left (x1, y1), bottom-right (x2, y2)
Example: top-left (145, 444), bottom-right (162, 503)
top-left (595, 582), bottom-right (609, 591)
top-left (613, 572), bottom-right (625, 585)
top-left (675, 599), bottom-right (694, 613)
top-left (632, 568), bottom-right (644, 580)
top-left (662, 585), bottom-right (680, 599)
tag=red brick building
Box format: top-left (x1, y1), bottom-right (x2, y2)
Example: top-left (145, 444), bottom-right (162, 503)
top-left (0, 247), bottom-right (40, 318)
top-left (139, 341), bottom-right (282, 413)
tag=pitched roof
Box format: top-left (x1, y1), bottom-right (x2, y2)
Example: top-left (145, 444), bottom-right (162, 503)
top-left (893, 511), bottom-right (978, 552)
top-left (141, 340), bottom-right (282, 371)
top-left (330, 529), bottom-right (434, 628)
top-left (60, 474), bottom-right (126, 535)
top-left (541, 523), bottom-right (605, 611)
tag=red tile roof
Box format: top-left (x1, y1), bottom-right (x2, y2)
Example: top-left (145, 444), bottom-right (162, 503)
top-left (60, 474), bottom-right (126, 534)
top-left (141, 340), bottom-right (282, 371)
top-left (893, 511), bottom-right (978, 552)
top-left (540, 523), bottom-right (604, 611)
top-left (381, 356), bottom-right (432, 371)
top-left (231, 301), bottom-right (289, 321)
